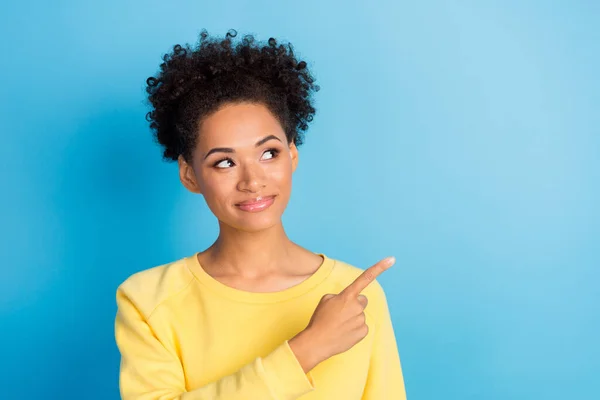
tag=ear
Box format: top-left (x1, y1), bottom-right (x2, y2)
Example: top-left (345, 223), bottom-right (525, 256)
top-left (289, 141), bottom-right (299, 173)
top-left (178, 155), bottom-right (202, 194)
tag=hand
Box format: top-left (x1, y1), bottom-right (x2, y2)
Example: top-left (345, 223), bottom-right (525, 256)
top-left (289, 256), bottom-right (396, 372)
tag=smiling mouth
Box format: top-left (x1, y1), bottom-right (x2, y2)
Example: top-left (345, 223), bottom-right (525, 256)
top-left (235, 195), bottom-right (276, 212)
top-left (235, 195), bottom-right (276, 206)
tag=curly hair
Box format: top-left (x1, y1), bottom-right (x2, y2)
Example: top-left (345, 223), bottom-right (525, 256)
top-left (144, 29), bottom-right (320, 163)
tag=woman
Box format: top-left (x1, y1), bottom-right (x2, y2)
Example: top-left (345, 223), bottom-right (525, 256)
top-left (115, 29), bottom-right (407, 399)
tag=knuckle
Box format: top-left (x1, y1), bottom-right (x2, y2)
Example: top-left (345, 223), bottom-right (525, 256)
top-left (361, 325), bottom-right (369, 337)
top-left (319, 295), bottom-right (330, 304)
top-left (356, 303), bottom-right (365, 313)
top-left (358, 312), bottom-right (366, 324)
top-left (341, 291), bottom-right (354, 302)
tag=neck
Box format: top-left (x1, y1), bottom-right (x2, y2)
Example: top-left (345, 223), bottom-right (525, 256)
top-left (204, 220), bottom-right (297, 278)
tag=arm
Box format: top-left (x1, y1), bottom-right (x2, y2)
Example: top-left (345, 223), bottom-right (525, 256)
top-left (361, 282), bottom-right (407, 399)
top-left (115, 289), bottom-right (316, 400)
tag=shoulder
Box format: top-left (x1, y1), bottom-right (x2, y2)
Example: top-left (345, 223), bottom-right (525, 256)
top-left (116, 254), bottom-right (195, 319)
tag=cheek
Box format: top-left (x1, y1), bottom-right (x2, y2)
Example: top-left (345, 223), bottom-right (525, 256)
top-left (268, 170), bottom-right (291, 194)
top-left (199, 174), bottom-right (233, 203)
top-left (269, 159), bottom-right (293, 182)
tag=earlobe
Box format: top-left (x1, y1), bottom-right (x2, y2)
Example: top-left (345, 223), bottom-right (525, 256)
top-left (178, 155), bottom-right (202, 194)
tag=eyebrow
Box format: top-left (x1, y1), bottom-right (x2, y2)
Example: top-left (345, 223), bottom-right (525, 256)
top-left (203, 135), bottom-right (283, 160)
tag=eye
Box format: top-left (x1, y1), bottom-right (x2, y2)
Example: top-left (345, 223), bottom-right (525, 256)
top-left (212, 148), bottom-right (280, 169)
top-left (262, 148), bottom-right (280, 160)
top-left (214, 158), bottom-right (234, 169)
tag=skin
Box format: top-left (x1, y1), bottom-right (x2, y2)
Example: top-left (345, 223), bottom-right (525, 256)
top-left (178, 101), bottom-right (324, 291)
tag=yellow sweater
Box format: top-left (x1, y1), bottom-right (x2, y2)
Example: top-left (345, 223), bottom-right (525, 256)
top-left (115, 252), bottom-right (407, 399)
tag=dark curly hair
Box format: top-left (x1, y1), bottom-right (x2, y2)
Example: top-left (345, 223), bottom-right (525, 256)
top-left (144, 29), bottom-right (320, 163)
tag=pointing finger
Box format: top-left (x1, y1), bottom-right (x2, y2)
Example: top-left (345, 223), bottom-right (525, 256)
top-left (341, 257), bottom-right (395, 297)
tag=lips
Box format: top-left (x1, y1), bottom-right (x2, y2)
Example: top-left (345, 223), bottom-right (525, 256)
top-left (236, 195), bottom-right (276, 206)
top-left (235, 195), bottom-right (276, 212)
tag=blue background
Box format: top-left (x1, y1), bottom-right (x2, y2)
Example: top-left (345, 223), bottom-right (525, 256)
top-left (1, 1), bottom-right (598, 399)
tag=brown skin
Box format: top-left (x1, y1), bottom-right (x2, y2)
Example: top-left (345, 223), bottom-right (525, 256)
top-left (177, 101), bottom-right (395, 373)
top-left (178, 101), bottom-right (323, 285)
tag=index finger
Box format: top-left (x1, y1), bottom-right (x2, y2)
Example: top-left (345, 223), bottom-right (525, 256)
top-left (341, 257), bottom-right (395, 297)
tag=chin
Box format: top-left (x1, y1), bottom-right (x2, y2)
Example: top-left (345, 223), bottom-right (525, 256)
top-left (228, 209), bottom-right (284, 232)
top-left (225, 219), bottom-right (281, 233)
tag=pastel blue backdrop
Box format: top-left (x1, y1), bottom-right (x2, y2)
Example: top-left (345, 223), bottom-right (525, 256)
top-left (1, 1), bottom-right (598, 399)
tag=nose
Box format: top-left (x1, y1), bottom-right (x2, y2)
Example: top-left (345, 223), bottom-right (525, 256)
top-left (236, 162), bottom-right (267, 193)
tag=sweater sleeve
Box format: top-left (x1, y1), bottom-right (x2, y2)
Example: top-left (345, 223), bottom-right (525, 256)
top-left (361, 282), bottom-right (407, 399)
top-left (115, 289), bottom-right (316, 400)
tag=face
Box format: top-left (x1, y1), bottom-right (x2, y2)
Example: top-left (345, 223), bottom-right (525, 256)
top-left (178, 102), bottom-right (299, 232)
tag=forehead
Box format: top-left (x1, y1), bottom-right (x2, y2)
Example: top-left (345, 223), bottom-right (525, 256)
top-left (197, 102), bottom-right (285, 149)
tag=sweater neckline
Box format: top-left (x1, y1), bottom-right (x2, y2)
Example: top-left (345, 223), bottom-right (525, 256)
top-left (185, 251), bottom-right (336, 304)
